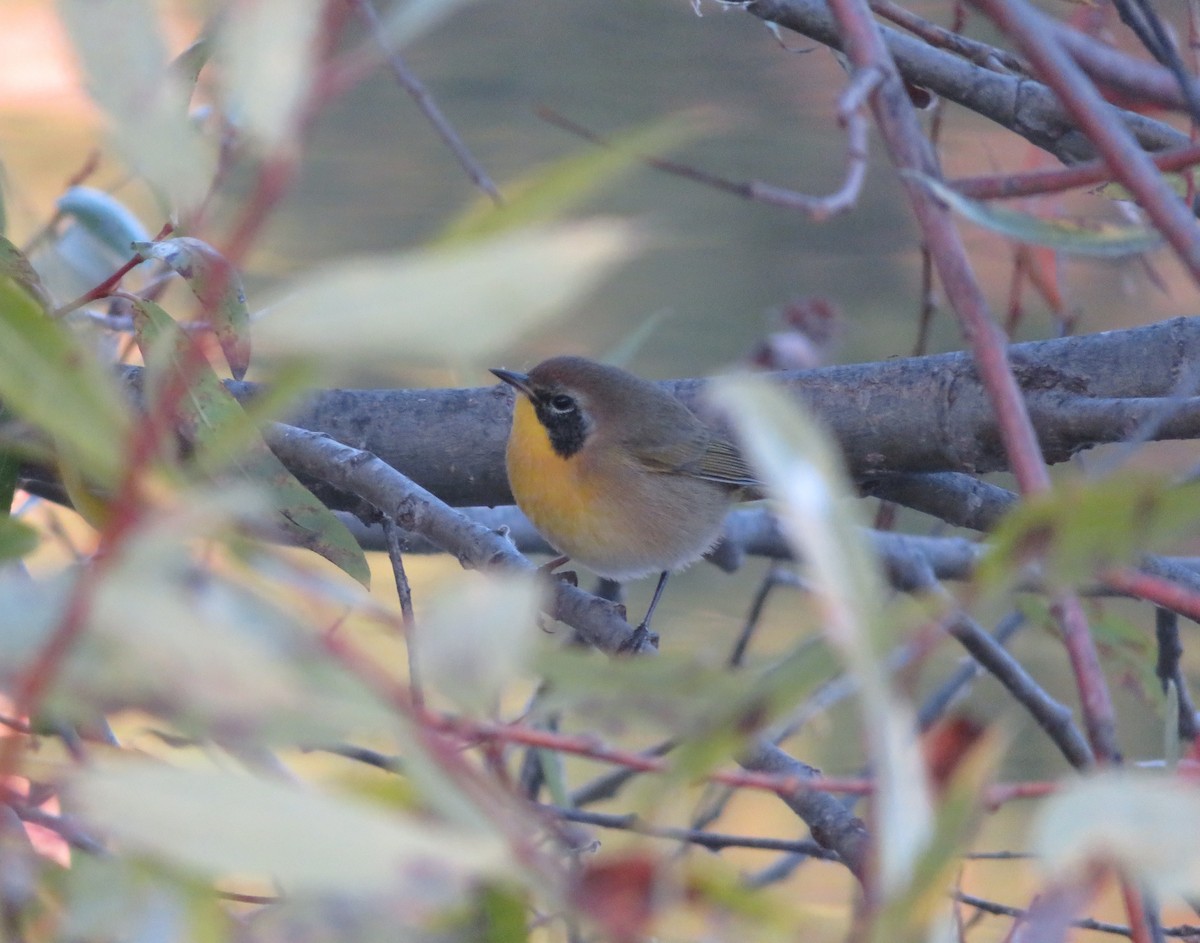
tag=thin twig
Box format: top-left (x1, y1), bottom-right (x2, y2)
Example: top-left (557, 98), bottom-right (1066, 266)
top-left (538, 94), bottom-right (873, 221)
top-left (383, 517), bottom-right (422, 707)
top-left (824, 0), bottom-right (1120, 763)
top-left (951, 140), bottom-right (1200, 201)
top-left (346, 0), bottom-right (502, 205)
top-left (1154, 608), bottom-right (1200, 741)
top-left (973, 0), bottom-right (1200, 287)
top-left (954, 891), bottom-right (1200, 939)
top-left (541, 804), bottom-right (840, 859)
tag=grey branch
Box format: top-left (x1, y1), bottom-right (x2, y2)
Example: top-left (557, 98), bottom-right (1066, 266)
top-left (256, 318), bottom-right (1200, 509)
top-left (743, 0), bottom-right (1188, 160)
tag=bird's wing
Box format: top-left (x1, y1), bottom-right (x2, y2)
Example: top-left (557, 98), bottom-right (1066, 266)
top-left (692, 436), bottom-right (761, 487)
top-left (635, 430), bottom-right (760, 488)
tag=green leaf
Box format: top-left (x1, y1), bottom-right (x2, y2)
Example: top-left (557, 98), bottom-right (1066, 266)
top-left (69, 759), bottom-right (512, 894)
top-left (416, 572), bottom-right (543, 714)
top-left (0, 275), bottom-right (130, 487)
top-left (214, 0), bottom-right (323, 154)
top-left (134, 237), bottom-right (251, 380)
top-left (254, 220), bottom-right (637, 376)
top-left (131, 298), bottom-right (369, 586)
top-left (981, 473), bottom-right (1200, 592)
top-left (0, 518), bottom-right (38, 561)
top-left (0, 235), bottom-right (53, 311)
top-left (440, 112), bottom-right (709, 243)
top-left (538, 638), bottom-right (840, 779)
top-left (56, 187), bottom-right (150, 259)
top-left (0, 497), bottom-right (384, 739)
top-left (908, 172), bottom-right (1163, 258)
top-left (711, 375), bottom-right (932, 897)
top-left (56, 0), bottom-right (216, 211)
top-left (477, 883), bottom-right (530, 943)
top-left (1032, 770), bottom-right (1200, 896)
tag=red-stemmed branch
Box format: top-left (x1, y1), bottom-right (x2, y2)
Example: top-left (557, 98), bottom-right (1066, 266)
top-left (818, 0), bottom-right (1121, 768)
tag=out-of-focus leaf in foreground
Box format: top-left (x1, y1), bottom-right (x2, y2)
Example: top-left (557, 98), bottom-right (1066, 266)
top-left (57, 0), bottom-right (216, 211)
top-left (0, 235), bottom-right (53, 311)
top-left (0, 274), bottom-right (130, 488)
top-left (132, 298), bottom-right (369, 587)
top-left (416, 571), bottom-right (542, 714)
top-left (69, 759), bottom-right (511, 895)
top-left (254, 221), bottom-right (637, 375)
top-left (1032, 771), bottom-right (1200, 897)
top-left (440, 112), bottom-right (711, 243)
top-left (711, 375), bottom-right (932, 897)
top-left (0, 492), bottom-right (386, 742)
top-left (871, 725), bottom-right (1007, 943)
top-left (214, 0), bottom-right (322, 155)
top-left (374, 0), bottom-right (487, 51)
top-left (981, 474), bottom-right (1200, 592)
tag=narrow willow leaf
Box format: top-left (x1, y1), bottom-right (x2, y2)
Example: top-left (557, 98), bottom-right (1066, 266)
top-left (57, 0), bottom-right (216, 211)
top-left (57, 187), bottom-right (150, 259)
top-left (870, 728), bottom-right (1007, 943)
top-left (255, 220), bottom-right (636, 374)
top-left (130, 299), bottom-right (369, 586)
top-left (0, 276), bottom-right (129, 486)
top-left (134, 237), bottom-right (251, 380)
top-left (440, 113), bottom-right (710, 243)
top-left (215, 0), bottom-right (323, 154)
top-left (1032, 771), bottom-right (1200, 897)
top-left (711, 376), bottom-right (932, 897)
top-left (908, 172), bottom-right (1163, 258)
top-left (70, 760), bottom-right (511, 893)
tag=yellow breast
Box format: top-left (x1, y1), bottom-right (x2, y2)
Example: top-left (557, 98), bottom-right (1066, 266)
top-left (504, 397), bottom-right (732, 580)
top-left (505, 396), bottom-right (606, 554)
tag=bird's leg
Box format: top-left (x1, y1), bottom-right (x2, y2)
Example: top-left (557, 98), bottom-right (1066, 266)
top-left (619, 571), bottom-right (668, 654)
top-left (539, 554), bottom-right (571, 574)
top-left (538, 555), bottom-right (577, 587)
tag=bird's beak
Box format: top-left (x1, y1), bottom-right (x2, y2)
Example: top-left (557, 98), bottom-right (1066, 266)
top-left (490, 367), bottom-right (535, 399)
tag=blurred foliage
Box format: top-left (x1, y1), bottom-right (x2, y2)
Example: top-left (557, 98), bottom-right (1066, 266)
top-left (0, 1), bottom-right (1198, 942)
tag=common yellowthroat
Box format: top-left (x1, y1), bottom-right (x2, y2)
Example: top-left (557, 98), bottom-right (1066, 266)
top-left (490, 356), bottom-right (759, 646)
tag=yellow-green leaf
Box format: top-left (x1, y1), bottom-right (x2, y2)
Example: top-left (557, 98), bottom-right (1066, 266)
top-left (440, 112), bottom-right (710, 243)
top-left (910, 172), bottom-right (1163, 258)
top-left (131, 298), bottom-right (369, 586)
top-left (0, 275), bottom-right (130, 487)
top-left (254, 220), bottom-right (636, 375)
top-left (69, 760), bottom-right (511, 893)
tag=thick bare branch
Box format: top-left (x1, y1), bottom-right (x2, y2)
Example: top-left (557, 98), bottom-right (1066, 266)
top-left (743, 0), bottom-right (1188, 161)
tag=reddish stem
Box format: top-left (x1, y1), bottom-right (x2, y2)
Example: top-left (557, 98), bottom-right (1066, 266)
top-left (952, 140), bottom-right (1200, 200)
top-left (824, 0), bottom-right (1120, 764)
top-left (972, 0), bottom-right (1200, 287)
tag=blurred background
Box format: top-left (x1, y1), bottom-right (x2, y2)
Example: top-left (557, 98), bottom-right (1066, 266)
top-left (3, 0), bottom-right (1191, 381)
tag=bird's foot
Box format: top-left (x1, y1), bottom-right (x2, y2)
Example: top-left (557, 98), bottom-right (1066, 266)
top-left (617, 624), bottom-right (660, 655)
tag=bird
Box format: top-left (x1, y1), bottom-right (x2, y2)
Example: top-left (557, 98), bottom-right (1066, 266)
top-left (490, 356), bottom-right (759, 650)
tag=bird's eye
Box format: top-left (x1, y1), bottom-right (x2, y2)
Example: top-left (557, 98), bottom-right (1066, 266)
top-left (549, 393), bottom-right (576, 413)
